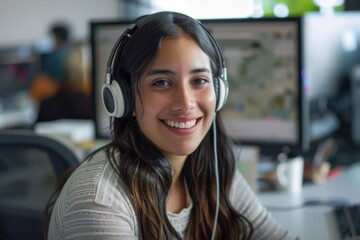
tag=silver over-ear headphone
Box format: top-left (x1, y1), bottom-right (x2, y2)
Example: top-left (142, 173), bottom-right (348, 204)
top-left (101, 23), bottom-right (137, 118)
top-left (101, 12), bottom-right (229, 118)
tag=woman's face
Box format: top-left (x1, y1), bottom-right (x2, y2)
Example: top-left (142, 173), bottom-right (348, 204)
top-left (135, 35), bottom-right (216, 162)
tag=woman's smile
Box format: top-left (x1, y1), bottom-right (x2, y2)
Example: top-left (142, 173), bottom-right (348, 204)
top-left (164, 118), bottom-right (198, 129)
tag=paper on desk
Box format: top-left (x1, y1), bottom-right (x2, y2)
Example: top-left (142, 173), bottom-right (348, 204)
top-left (34, 119), bottom-right (94, 144)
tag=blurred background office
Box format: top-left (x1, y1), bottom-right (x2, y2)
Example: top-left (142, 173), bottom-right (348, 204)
top-left (0, 0), bottom-right (360, 240)
top-left (1, 1), bottom-right (360, 239)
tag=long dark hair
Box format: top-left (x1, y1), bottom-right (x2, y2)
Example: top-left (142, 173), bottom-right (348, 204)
top-left (44, 11), bottom-right (253, 240)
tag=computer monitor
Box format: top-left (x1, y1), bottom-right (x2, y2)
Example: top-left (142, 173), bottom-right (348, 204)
top-left (201, 17), bottom-right (306, 155)
top-left (0, 45), bottom-right (38, 98)
top-left (303, 12), bottom-right (360, 141)
top-left (90, 17), bottom-right (306, 156)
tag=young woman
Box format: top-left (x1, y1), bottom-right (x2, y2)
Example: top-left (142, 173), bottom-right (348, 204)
top-left (45, 11), bottom-right (296, 240)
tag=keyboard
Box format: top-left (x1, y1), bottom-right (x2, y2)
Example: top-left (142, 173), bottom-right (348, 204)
top-left (333, 203), bottom-right (360, 239)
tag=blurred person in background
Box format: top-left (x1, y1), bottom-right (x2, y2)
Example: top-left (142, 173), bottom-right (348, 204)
top-left (30, 22), bottom-right (92, 122)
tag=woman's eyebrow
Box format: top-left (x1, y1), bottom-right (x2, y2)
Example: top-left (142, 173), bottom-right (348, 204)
top-left (147, 68), bottom-right (211, 76)
top-left (147, 69), bottom-right (175, 76)
top-left (190, 68), bottom-right (211, 74)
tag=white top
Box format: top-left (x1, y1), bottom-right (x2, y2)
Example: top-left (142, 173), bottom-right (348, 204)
top-left (48, 150), bottom-right (296, 240)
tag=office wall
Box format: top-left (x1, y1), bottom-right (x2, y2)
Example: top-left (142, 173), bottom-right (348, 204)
top-left (0, 0), bottom-right (122, 47)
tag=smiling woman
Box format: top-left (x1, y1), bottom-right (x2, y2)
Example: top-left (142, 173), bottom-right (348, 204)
top-left (136, 36), bottom-right (216, 160)
top-left (44, 11), bottom-right (297, 240)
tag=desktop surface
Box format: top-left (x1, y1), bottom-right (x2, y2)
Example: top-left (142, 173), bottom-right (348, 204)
top-left (258, 162), bottom-right (360, 240)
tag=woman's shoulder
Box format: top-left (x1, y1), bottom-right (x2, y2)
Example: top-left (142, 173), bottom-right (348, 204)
top-left (229, 170), bottom-right (259, 208)
top-left (231, 170), bottom-right (250, 191)
top-left (50, 149), bottom-right (139, 238)
top-left (63, 149), bottom-right (130, 207)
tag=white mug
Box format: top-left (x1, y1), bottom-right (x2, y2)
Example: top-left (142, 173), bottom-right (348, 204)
top-left (275, 156), bottom-right (304, 194)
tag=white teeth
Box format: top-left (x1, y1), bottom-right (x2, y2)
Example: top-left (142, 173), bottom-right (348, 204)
top-left (165, 119), bottom-right (196, 129)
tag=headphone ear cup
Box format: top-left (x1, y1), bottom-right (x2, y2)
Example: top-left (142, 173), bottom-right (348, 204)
top-left (215, 76), bottom-right (229, 111)
top-left (101, 80), bottom-right (126, 118)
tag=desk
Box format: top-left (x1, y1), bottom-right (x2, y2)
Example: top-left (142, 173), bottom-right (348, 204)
top-left (258, 162), bottom-right (360, 240)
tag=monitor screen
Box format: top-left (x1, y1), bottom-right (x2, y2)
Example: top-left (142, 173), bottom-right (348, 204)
top-left (90, 17), bottom-right (306, 155)
top-left (201, 18), bottom-right (305, 154)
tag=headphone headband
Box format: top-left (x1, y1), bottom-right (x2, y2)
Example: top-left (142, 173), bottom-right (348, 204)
top-left (102, 12), bottom-right (229, 118)
top-left (106, 23), bottom-right (138, 85)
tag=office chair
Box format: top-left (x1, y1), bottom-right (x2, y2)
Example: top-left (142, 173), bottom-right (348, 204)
top-left (0, 130), bottom-right (79, 240)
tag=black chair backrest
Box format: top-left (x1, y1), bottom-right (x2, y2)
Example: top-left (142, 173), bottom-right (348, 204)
top-left (0, 129), bottom-right (79, 240)
top-left (0, 130), bottom-right (79, 178)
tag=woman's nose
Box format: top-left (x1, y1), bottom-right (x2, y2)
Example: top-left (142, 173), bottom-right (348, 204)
top-left (171, 84), bottom-right (196, 111)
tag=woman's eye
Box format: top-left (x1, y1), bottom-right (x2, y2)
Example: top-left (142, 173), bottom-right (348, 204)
top-left (193, 78), bottom-right (209, 86)
top-left (152, 79), bottom-right (171, 88)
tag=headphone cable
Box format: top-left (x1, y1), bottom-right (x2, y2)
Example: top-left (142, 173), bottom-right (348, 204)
top-left (211, 114), bottom-right (220, 240)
